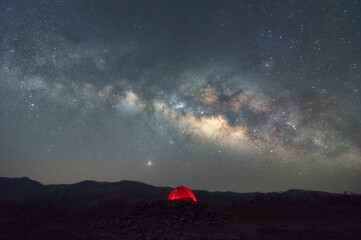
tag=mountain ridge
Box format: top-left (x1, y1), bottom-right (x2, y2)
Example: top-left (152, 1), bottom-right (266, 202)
top-left (1, 176), bottom-right (359, 208)
top-left (0, 176), bottom-right (345, 194)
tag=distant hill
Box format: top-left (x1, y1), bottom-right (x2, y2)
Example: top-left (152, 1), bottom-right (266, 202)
top-left (1, 177), bottom-right (360, 208)
top-left (0, 177), bottom-right (173, 207)
top-left (0, 177), bottom-right (45, 199)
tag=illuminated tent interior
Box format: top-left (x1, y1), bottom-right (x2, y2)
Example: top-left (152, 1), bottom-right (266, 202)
top-left (167, 186), bottom-right (197, 202)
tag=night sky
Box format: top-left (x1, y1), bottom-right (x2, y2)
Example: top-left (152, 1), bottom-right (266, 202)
top-left (1, 0), bottom-right (360, 193)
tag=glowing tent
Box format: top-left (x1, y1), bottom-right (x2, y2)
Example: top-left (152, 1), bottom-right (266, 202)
top-left (167, 186), bottom-right (197, 202)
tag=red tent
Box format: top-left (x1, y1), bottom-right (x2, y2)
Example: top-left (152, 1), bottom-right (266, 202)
top-left (167, 186), bottom-right (197, 202)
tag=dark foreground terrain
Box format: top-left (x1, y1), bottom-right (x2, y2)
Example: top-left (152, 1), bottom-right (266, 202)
top-left (1, 177), bottom-right (361, 240)
top-left (1, 200), bottom-right (361, 240)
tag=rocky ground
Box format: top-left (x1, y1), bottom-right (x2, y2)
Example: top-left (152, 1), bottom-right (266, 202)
top-left (1, 201), bottom-right (361, 240)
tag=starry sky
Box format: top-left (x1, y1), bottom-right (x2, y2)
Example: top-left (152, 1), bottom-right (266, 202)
top-left (0, 0), bottom-right (360, 193)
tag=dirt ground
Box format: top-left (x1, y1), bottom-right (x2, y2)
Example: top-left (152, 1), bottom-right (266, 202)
top-left (1, 201), bottom-right (361, 240)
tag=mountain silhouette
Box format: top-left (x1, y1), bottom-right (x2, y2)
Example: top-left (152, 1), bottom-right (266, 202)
top-left (1, 177), bottom-right (359, 208)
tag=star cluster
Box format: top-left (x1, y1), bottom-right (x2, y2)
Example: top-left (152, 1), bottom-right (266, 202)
top-left (0, 0), bottom-right (360, 193)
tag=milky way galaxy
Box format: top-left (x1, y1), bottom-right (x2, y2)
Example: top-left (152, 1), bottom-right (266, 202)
top-left (0, 0), bottom-right (360, 193)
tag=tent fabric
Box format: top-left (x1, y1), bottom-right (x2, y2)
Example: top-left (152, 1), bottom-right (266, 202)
top-left (167, 186), bottom-right (197, 202)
